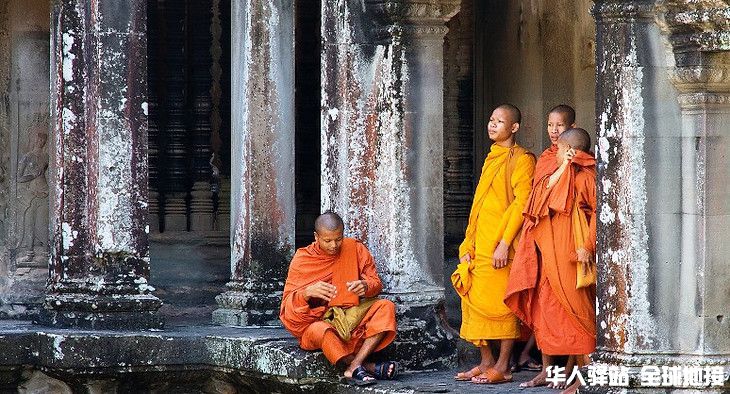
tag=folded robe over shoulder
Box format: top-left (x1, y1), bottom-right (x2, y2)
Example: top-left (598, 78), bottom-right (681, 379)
top-left (279, 238), bottom-right (396, 364)
top-left (452, 144), bottom-right (535, 343)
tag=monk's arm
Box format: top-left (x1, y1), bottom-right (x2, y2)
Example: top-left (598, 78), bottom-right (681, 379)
top-left (499, 154), bottom-right (536, 245)
top-left (280, 288), bottom-right (326, 338)
top-left (357, 243), bottom-right (383, 298)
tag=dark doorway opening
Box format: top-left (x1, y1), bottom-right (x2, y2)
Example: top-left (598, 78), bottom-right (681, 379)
top-left (295, 0), bottom-right (322, 248)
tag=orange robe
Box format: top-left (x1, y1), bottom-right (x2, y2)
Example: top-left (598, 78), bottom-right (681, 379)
top-left (280, 238), bottom-right (396, 364)
top-left (505, 150), bottom-right (597, 355)
top-left (452, 144), bottom-right (535, 344)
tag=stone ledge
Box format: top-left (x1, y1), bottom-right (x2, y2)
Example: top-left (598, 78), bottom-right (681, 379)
top-left (0, 320), bottom-right (338, 385)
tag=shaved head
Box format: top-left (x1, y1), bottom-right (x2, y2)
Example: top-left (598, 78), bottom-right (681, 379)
top-left (496, 103), bottom-right (521, 125)
top-left (548, 104), bottom-right (576, 125)
top-left (558, 128), bottom-right (591, 153)
top-left (314, 211), bottom-right (344, 234)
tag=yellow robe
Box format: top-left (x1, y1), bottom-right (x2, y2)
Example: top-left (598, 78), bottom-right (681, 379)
top-left (455, 143), bottom-right (535, 344)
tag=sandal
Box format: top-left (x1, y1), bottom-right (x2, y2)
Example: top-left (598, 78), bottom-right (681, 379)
top-left (471, 367), bottom-right (513, 384)
top-left (512, 358), bottom-right (542, 372)
top-left (343, 366), bottom-right (376, 386)
top-left (454, 366), bottom-right (482, 381)
top-left (373, 361), bottom-right (399, 380)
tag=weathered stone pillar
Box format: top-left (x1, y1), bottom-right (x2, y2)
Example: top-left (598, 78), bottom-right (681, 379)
top-left (40, 0), bottom-right (162, 329)
top-left (212, 0), bottom-right (295, 326)
top-left (321, 0), bottom-right (459, 369)
top-left (591, 0), bottom-right (729, 389)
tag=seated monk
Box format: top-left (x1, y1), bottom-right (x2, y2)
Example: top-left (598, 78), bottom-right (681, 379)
top-left (280, 212), bottom-right (398, 386)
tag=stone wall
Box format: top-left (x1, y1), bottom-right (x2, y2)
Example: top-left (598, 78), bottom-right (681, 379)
top-left (0, 0), bottom-right (50, 318)
top-left (443, 0), bottom-right (473, 255)
top-left (473, 0), bottom-right (596, 168)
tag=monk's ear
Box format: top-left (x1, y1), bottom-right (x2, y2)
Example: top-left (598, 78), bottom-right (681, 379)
top-left (313, 231), bottom-right (318, 242)
top-left (511, 122), bottom-right (520, 134)
top-left (570, 123), bottom-right (576, 128)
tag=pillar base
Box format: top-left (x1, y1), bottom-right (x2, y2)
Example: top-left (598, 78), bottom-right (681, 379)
top-left (376, 287), bottom-right (456, 371)
top-left (580, 352), bottom-right (730, 392)
top-left (37, 293), bottom-right (164, 330)
top-left (212, 281), bottom-right (282, 327)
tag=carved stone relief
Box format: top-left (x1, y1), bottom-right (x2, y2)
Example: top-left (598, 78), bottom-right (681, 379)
top-left (9, 33), bottom-right (50, 268)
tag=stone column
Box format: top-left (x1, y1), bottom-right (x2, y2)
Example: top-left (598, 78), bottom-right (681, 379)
top-left (321, 0), bottom-right (459, 369)
top-left (591, 0), bottom-right (729, 389)
top-left (40, 0), bottom-right (162, 329)
top-left (212, 0), bottom-right (295, 326)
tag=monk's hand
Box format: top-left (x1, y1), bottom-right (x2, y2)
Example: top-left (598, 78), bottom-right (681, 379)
top-left (576, 248), bottom-right (593, 275)
top-left (492, 240), bottom-right (510, 269)
top-left (459, 254), bottom-right (472, 264)
top-left (576, 248), bottom-right (592, 264)
top-left (565, 147), bottom-right (576, 162)
top-left (346, 280), bottom-right (368, 297)
top-left (304, 281), bottom-right (337, 302)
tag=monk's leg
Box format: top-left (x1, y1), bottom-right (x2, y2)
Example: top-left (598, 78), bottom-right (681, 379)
top-left (343, 332), bottom-right (385, 380)
top-left (479, 343), bottom-right (496, 371)
top-left (494, 339), bottom-right (514, 376)
top-left (455, 343), bottom-right (493, 380)
top-left (520, 353), bottom-right (553, 388)
top-left (517, 335), bottom-right (540, 368)
top-left (559, 354), bottom-right (590, 394)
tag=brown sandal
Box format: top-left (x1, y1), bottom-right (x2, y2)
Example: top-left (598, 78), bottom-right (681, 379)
top-left (471, 368), bottom-right (513, 384)
top-left (454, 366), bottom-right (482, 381)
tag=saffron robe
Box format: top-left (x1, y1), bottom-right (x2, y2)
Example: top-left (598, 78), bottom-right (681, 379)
top-left (504, 150), bottom-right (597, 355)
top-left (453, 143), bottom-right (536, 344)
top-left (280, 238), bottom-right (396, 364)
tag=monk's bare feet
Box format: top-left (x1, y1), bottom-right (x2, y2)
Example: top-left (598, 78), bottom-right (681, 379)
top-left (454, 365), bottom-right (482, 381)
top-left (344, 365), bottom-right (375, 384)
top-left (520, 370), bottom-right (549, 388)
top-left (560, 379), bottom-right (581, 394)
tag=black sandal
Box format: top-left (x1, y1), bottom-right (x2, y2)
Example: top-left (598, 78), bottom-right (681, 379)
top-left (343, 366), bottom-right (376, 386)
top-left (373, 361), bottom-right (399, 380)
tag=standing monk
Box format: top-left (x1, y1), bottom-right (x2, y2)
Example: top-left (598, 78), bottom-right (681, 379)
top-left (280, 212), bottom-right (398, 386)
top-left (508, 104), bottom-right (577, 382)
top-left (505, 128), bottom-right (597, 393)
top-left (451, 104), bottom-right (536, 384)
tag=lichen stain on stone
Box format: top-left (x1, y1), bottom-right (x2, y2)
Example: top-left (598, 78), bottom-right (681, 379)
top-left (597, 26), bottom-right (659, 353)
top-left (229, 0), bottom-right (296, 282)
top-left (320, 1), bottom-right (430, 292)
top-left (62, 31), bottom-right (75, 82)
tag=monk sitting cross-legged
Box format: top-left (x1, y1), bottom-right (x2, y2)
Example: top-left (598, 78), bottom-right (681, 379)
top-left (280, 212), bottom-right (398, 386)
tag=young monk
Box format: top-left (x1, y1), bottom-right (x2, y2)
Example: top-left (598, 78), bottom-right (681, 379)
top-left (280, 212), bottom-right (398, 386)
top-left (451, 104), bottom-right (535, 384)
top-left (505, 128), bottom-right (597, 394)
top-left (510, 105), bottom-right (577, 375)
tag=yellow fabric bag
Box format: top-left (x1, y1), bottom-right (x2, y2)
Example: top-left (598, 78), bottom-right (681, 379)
top-left (322, 297), bottom-right (378, 341)
top-left (572, 197), bottom-right (596, 289)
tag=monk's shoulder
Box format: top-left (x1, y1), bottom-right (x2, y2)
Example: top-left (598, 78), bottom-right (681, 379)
top-left (574, 167), bottom-right (597, 189)
top-left (347, 238), bottom-right (373, 256)
top-left (516, 148), bottom-right (536, 168)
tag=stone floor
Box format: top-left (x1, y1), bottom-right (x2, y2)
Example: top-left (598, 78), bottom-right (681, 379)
top-left (334, 370), bottom-right (557, 393)
top-left (0, 319), bottom-right (561, 393)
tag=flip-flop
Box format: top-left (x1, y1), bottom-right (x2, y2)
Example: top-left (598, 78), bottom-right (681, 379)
top-left (512, 358), bottom-right (542, 372)
top-left (454, 366), bottom-right (482, 381)
top-left (471, 367), bottom-right (513, 384)
top-left (373, 361), bottom-right (399, 380)
top-left (342, 366), bottom-right (376, 386)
